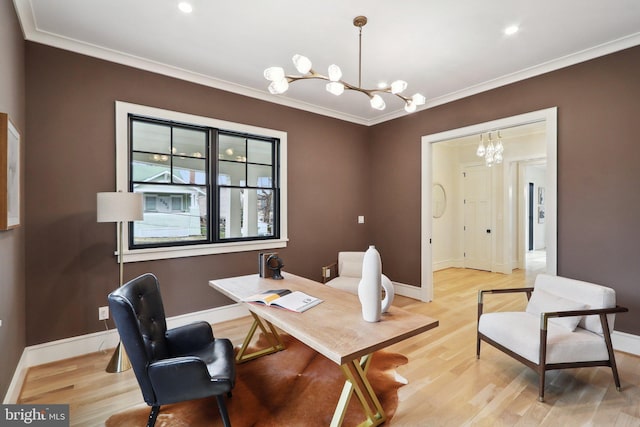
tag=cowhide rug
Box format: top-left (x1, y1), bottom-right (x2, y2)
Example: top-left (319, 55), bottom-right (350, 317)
top-left (106, 334), bottom-right (408, 426)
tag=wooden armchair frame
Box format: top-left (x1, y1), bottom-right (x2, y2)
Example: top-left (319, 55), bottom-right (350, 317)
top-left (477, 287), bottom-right (628, 402)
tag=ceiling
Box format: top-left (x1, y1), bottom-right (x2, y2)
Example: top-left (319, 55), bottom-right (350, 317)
top-left (14, 0), bottom-right (640, 125)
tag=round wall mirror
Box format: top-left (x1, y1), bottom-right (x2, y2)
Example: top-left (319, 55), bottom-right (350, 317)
top-left (432, 184), bottom-right (446, 218)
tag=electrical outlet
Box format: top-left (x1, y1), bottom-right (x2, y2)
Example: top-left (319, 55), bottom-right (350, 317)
top-left (98, 306), bottom-right (109, 321)
top-left (358, 215), bottom-right (365, 224)
top-left (325, 269), bottom-right (331, 278)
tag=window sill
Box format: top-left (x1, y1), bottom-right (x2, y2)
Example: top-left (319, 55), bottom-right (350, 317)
top-left (122, 239), bottom-right (288, 263)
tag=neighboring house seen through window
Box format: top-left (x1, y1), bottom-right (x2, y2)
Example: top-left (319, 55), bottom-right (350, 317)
top-left (116, 102), bottom-right (288, 262)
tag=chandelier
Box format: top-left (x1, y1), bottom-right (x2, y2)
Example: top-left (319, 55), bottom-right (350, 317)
top-left (476, 131), bottom-right (504, 167)
top-left (263, 16), bottom-right (426, 113)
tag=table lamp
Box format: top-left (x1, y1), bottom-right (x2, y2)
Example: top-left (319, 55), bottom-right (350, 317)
top-left (97, 191), bottom-right (144, 373)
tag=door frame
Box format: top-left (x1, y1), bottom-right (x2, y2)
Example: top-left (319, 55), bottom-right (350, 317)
top-left (420, 107), bottom-right (557, 301)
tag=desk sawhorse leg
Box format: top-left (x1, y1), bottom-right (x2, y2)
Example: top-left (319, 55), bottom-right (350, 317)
top-left (235, 312), bottom-right (285, 363)
top-left (331, 354), bottom-right (386, 427)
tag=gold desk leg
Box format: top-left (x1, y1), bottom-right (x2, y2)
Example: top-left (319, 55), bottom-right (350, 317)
top-left (330, 354), bottom-right (386, 427)
top-left (236, 312), bottom-right (285, 363)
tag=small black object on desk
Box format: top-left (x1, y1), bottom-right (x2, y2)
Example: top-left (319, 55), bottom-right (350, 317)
top-left (266, 254), bottom-right (284, 280)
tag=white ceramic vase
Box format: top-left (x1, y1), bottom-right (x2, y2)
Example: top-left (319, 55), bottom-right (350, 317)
top-left (358, 246), bottom-right (382, 322)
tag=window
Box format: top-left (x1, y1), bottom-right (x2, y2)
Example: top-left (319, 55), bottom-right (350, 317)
top-left (116, 102), bottom-right (287, 262)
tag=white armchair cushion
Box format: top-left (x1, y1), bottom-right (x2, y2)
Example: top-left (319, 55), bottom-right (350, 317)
top-left (340, 261), bottom-right (362, 278)
top-left (337, 252), bottom-right (365, 278)
top-left (478, 312), bottom-right (610, 364)
top-left (533, 274), bottom-right (616, 334)
top-left (325, 276), bottom-right (358, 294)
top-left (525, 289), bottom-right (588, 331)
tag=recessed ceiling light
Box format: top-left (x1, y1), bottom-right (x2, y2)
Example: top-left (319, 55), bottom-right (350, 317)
top-left (504, 25), bottom-right (519, 36)
top-left (178, 2), bottom-right (193, 13)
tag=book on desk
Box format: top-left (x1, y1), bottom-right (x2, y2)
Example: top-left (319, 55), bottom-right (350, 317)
top-left (243, 289), bottom-right (323, 313)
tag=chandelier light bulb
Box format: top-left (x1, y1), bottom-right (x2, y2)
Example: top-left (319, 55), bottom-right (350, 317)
top-left (264, 67), bottom-right (285, 82)
top-left (268, 79), bottom-right (289, 94)
top-left (292, 54), bottom-right (312, 74)
top-left (328, 64), bottom-right (342, 82)
top-left (370, 94), bottom-right (386, 110)
top-left (404, 101), bottom-right (417, 113)
top-left (412, 93), bottom-right (426, 106)
top-left (326, 82), bottom-right (345, 96)
top-left (476, 135), bottom-right (486, 157)
top-left (390, 80), bottom-right (408, 94)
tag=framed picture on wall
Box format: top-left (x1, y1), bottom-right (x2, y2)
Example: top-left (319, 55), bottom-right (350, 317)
top-left (1, 112), bottom-right (20, 230)
top-left (538, 187), bottom-right (545, 205)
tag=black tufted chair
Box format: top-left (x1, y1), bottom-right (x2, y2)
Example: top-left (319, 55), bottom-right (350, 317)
top-left (108, 273), bottom-right (235, 427)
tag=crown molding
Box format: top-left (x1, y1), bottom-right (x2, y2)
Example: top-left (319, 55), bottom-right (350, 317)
top-left (14, 0), bottom-right (640, 127)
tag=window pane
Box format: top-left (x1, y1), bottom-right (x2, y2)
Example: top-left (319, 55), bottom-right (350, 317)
top-left (218, 134), bottom-right (246, 161)
top-left (173, 127), bottom-right (207, 159)
top-left (132, 121), bottom-right (171, 154)
top-left (171, 195), bottom-right (184, 211)
top-left (133, 187), bottom-right (207, 245)
top-left (132, 152), bottom-right (171, 182)
top-left (247, 139), bottom-right (272, 165)
top-left (173, 157), bottom-right (206, 185)
top-left (248, 164), bottom-right (273, 187)
top-left (219, 188), bottom-right (274, 239)
top-left (219, 161), bottom-right (246, 186)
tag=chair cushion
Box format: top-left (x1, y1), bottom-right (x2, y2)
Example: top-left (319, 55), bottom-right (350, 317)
top-left (533, 274), bottom-right (616, 334)
top-left (479, 312), bottom-right (609, 364)
top-left (525, 289), bottom-right (588, 331)
top-left (325, 276), bottom-right (359, 295)
top-left (340, 261), bottom-right (362, 278)
top-left (338, 252), bottom-right (365, 278)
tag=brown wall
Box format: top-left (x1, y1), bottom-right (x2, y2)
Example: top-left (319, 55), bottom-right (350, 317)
top-left (370, 46), bottom-right (640, 334)
top-left (0, 2), bottom-right (26, 396)
top-left (20, 38), bottom-right (640, 349)
top-left (25, 43), bottom-right (371, 345)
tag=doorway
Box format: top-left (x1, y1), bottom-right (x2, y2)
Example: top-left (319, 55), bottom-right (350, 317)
top-left (463, 165), bottom-right (492, 271)
top-left (420, 107), bottom-right (557, 302)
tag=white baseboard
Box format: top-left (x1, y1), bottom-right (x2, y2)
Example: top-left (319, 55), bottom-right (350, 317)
top-left (612, 330), bottom-right (640, 356)
top-left (3, 303), bottom-right (249, 404)
top-left (393, 281), bottom-right (423, 300)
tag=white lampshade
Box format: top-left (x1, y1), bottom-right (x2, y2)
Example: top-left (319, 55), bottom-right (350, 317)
top-left (97, 192), bottom-right (144, 223)
top-left (263, 66), bottom-right (285, 82)
top-left (328, 64), bottom-right (342, 82)
top-left (268, 79), bottom-right (289, 94)
top-left (390, 80), bottom-right (407, 94)
top-left (370, 94), bottom-right (386, 110)
top-left (326, 82), bottom-right (345, 96)
top-left (404, 100), bottom-right (417, 113)
top-left (292, 54), bottom-right (312, 74)
top-left (412, 93), bottom-right (426, 106)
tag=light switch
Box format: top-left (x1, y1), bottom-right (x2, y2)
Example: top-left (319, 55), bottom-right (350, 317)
top-left (358, 216), bottom-right (365, 224)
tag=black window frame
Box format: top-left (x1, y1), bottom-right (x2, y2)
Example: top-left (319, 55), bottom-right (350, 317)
top-left (128, 114), bottom-right (281, 250)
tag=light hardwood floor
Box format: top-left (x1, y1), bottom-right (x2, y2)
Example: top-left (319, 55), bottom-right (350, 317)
top-left (18, 268), bottom-right (640, 426)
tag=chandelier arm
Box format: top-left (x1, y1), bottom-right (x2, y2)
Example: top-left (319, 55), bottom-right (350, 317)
top-left (284, 73), bottom-right (413, 105)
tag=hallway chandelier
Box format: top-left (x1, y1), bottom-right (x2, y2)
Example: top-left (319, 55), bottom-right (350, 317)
top-left (476, 131), bottom-right (504, 167)
top-left (263, 15), bottom-right (426, 113)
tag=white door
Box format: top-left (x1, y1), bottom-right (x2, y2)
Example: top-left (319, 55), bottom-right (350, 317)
top-left (463, 165), bottom-right (492, 271)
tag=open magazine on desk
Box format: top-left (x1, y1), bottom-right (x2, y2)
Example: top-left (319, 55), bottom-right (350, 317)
top-left (243, 289), bottom-right (323, 313)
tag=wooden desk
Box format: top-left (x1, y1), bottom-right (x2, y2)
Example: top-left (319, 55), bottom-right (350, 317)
top-left (209, 272), bottom-right (438, 426)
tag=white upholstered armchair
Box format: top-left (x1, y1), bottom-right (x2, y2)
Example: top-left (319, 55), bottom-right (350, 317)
top-left (477, 274), bottom-right (628, 402)
top-left (321, 251), bottom-right (394, 297)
